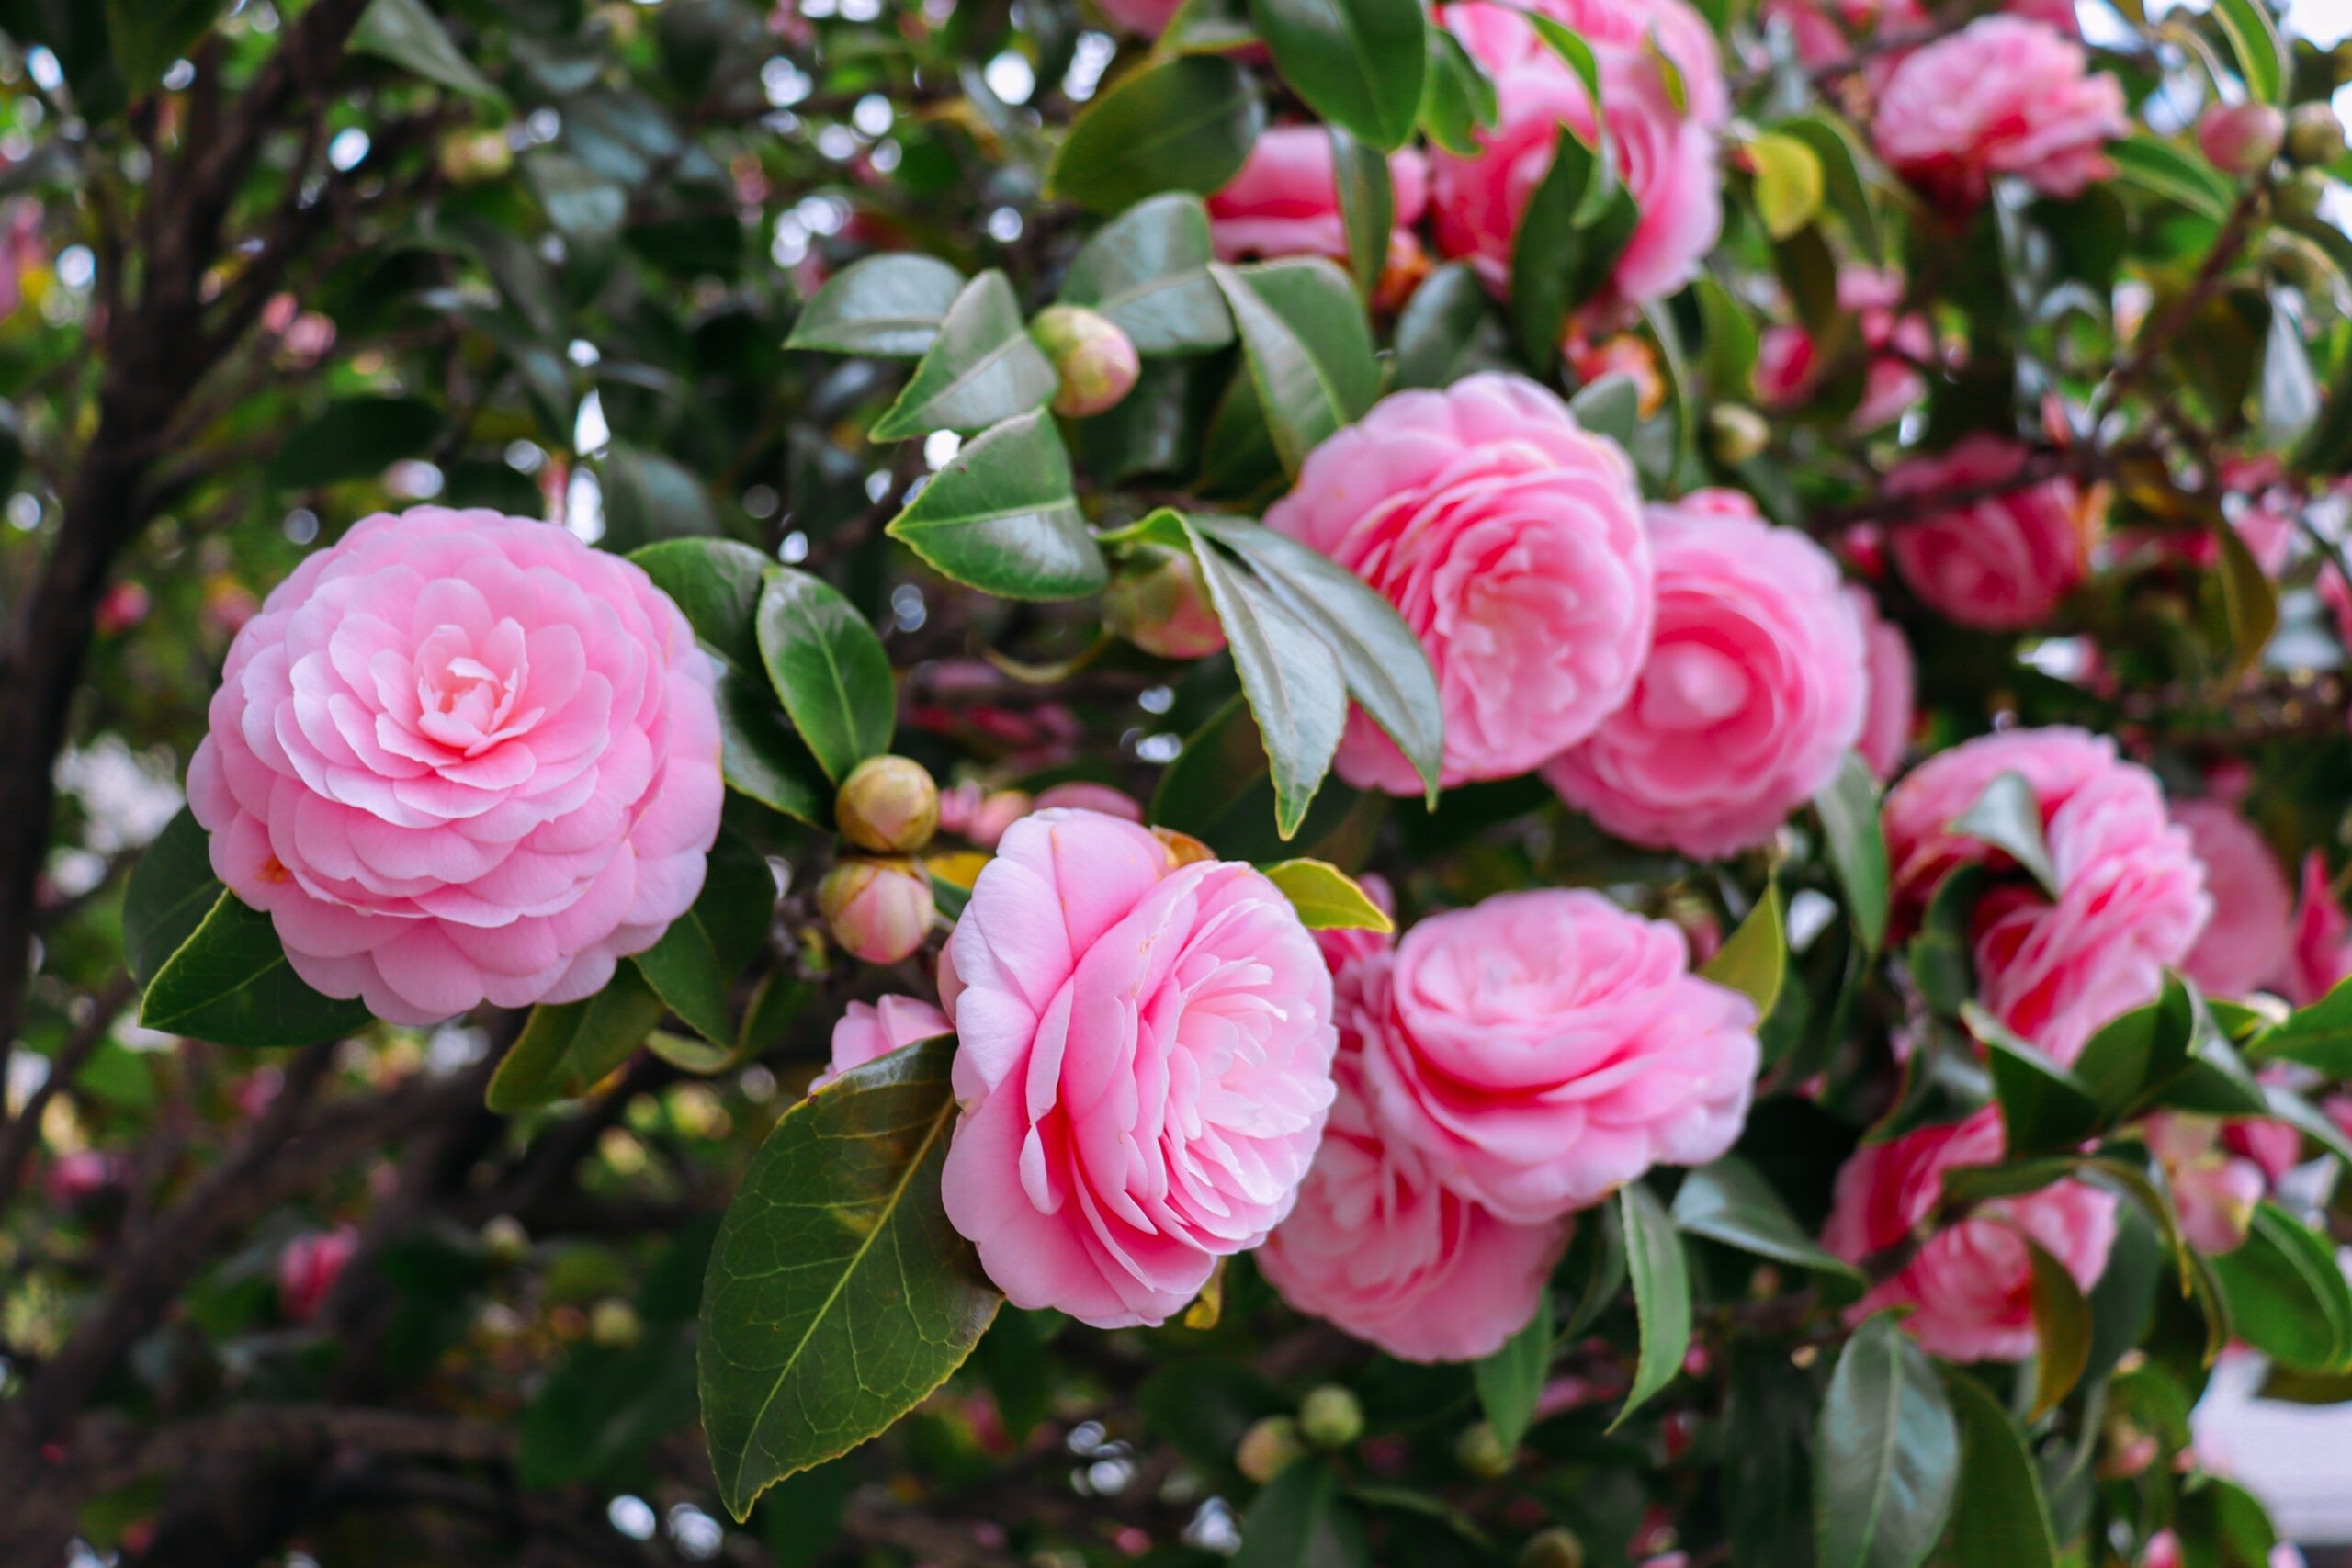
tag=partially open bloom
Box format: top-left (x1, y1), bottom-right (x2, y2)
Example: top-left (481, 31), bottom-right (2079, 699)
top-left (815, 993), bottom-right (950, 1090)
top-left (1822, 1107), bottom-right (2117, 1361)
top-left (2175, 799), bottom-right (2292, 1000)
top-left (1207, 127), bottom-right (1430, 269)
top-left (1357, 888), bottom-right (1758, 1223)
top-left (1264, 374), bottom-right (1654, 793)
top-left (1850, 587), bottom-right (1916, 780)
top-left (1545, 491), bottom-right (1866, 859)
top-left (1871, 17), bottom-right (2127, 207)
top-left (186, 508), bottom-right (723, 1025)
top-left (279, 1225), bottom-right (361, 1323)
top-left (938, 809), bottom-right (1337, 1327)
top-left (1883, 435), bottom-right (2099, 631)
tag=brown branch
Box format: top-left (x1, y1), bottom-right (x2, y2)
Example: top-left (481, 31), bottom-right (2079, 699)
top-left (0, 975), bottom-right (136, 1219)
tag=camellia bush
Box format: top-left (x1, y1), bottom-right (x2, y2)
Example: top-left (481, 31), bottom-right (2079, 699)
top-left (12, 0), bottom-right (2352, 1563)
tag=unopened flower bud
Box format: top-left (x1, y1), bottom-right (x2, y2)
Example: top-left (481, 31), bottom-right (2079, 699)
top-left (95, 581), bottom-right (151, 637)
top-left (439, 128), bottom-right (514, 185)
top-left (2286, 104), bottom-right (2346, 167)
top-left (835, 754), bottom-right (941, 852)
top-left (481, 1215), bottom-right (530, 1265)
top-left (1520, 1528), bottom-right (1589, 1568)
top-left (2198, 102), bottom-right (2283, 175)
top-left (1453, 1419), bottom-right (1514, 1478)
top-left (819, 856), bottom-right (935, 965)
top-left (2278, 169), bottom-right (2331, 224)
top-left (1236, 1416), bottom-right (1306, 1483)
top-left (1298, 1385), bottom-right (1363, 1449)
top-left (589, 1297), bottom-right (642, 1348)
top-left (1103, 546), bottom-right (1227, 660)
top-left (1706, 403), bottom-right (1770, 467)
top-left (1032, 304), bottom-right (1141, 418)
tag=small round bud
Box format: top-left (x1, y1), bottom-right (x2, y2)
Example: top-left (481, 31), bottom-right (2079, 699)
top-left (438, 128), bottom-right (514, 186)
top-left (1297, 1385), bottom-right (1363, 1449)
top-left (2278, 169), bottom-right (2330, 224)
top-left (1103, 546), bottom-right (1227, 660)
top-left (1519, 1528), bottom-right (1589, 1568)
top-left (1032, 304), bottom-right (1142, 419)
top-left (818, 857), bottom-right (935, 965)
top-left (480, 1215), bottom-right (530, 1265)
top-left (2286, 103), bottom-right (2346, 167)
top-left (1706, 403), bottom-right (1770, 467)
top-left (1236, 1416), bottom-right (1306, 1483)
top-left (2197, 102), bottom-right (2283, 176)
top-left (1453, 1420), bottom-right (1514, 1479)
top-left (835, 754), bottom-right (941, 852)
top-left (589, 1298), bottom-right (641, 1348)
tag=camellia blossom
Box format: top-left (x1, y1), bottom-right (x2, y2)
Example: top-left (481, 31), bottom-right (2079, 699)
top-left (1356, 888), bottom-right (1759, 1223)
top-left (937, 809), bottom-right (1338, 1327)
top-left (1871, 17), bottom-right (2127, 208)
top-left (1822, 1107), bottom-right (2117, 1361)
top-left (1263, 373), bottom-right (1654, 793)
top-left (1754, 267), bottom-right (1934, 431)
top-left (1849, 586), bottom-right (1916, 780)
top-left (2174, 800), bottom-right (2292, 1000)
top-left (2145, 1113), bottom-right (2267, 1254)
top-left (186, 508), bottom-right (725, 1026)
top-left (1442, 0), bottom-right (1732, 128)
top-left (1545, 491), bottom-right (1866, 859)
top-left (1883, 435), bottom-right (2100, 631)
top-left (814, 994), bottom-right (950, 1091)
top-left (1094, 0), bottom-right (1184, 34)
top-left (2286, 851), bottom-right (2352, 1008)
top-left (1207, 127), bottom-right (1430, 269)
top-left (278, 1224), bottom-right (361, 1324)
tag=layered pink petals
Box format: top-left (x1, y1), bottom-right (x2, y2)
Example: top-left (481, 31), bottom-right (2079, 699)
top-left (1871, 17), bottom-right (2127, 208)
top-left (1850, 587), bottom-right (1917, 780)
top-left (2175, 800), bottom-right (2293, 1001)
top-left (1545, 491), bottom-right (1866, 859)
top-left (1208, 127), bottom-right (1430, 266)
top-left (938, 809), bottom-right (1338, 1328)
top-left (185, 507), bottom-right (724, 1026)
top-left (1263, 374), bottom-right (1654, 793)
top-left (1357, 889), bottom-right (1758, 1224)
top-left (816, 994), bottom-right (951, 1090)
top-left (1883, 435), bottom-right (2098, 630)
top-left (2287, 852), bottom-right (2352, 1009)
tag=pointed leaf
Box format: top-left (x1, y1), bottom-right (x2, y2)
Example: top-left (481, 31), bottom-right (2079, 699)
top-left (487, 967), bottom-right (671, 1112)
top-left (1949, 771), bottom-right (2061, 899)
top-left (2208, 1201), bottom-right (2352, 1371)
top-left (1941, 1371), bottom-right (2059, 1568)
top-left (1964, 1003), bottom-right (2102, 1155)
top-left (1261, 858), bottom-right (1392, 931)
top-left (2023, 1235), bottom-right (2092, 1419)
top-left (140, 891), bottom-right (372, 1046)
top-left (124, 807), bottom-right (224, 989)
top-left (1815, 752), bottom-right (1891, 954)
top-left (630, 829), bottom-right (777, 1048)
top-left (786, 253), bottom-right (967, 357)
top-left (754, 568), bottom-right (896, 784)
top-left (886, 412), bottom-right (1107, 599)
top-left (1611, 1182), bottom-right (1692, 1430)
top-left (1247, 0), bottom-right (1426, 151)
top-left (1057, 194), bottom-right (1233, 354)
top-left (354, 0), bottom-right (509, 107)
top-left (868, 272), bottom-right (1057, 440)
top-left (1234, 1459), bottom-right (1370, 1568)
top-left (1671, 1153), bottom-right (1865, 1283)
top-left (1419, 28), bottom-right (1498, 156)
top-left (2214, 0), bottom-right (2287, 103)
top-left (1701, 883), bottom-right (1784, 1019)
top-left (1209, 258), bottom-right (1379, 476)
top-left (1815, 1314), bottom-right (1961, 1568)
top-left (1328, 126), bottom-right (1394, 301)
top-left (1391, 261), bottom-right (1505, 389)
top-left (1046, 55), bottom-right (1264, 214)
top-left (1474, 1292), bottom-right (1552, 1450)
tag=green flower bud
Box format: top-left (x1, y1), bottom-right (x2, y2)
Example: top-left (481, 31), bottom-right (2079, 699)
top-left (835, 753), bottom-right (941, 853)
top-left (589, 1297), bottom-right (642, 1348)
top-left (1519, 1528), bottom-right (1588, 1568)
top-left (1297, 1385), bottom-right (1363, 1449)
top-left (1103, 546), bottom-right (1227, 660)
top-left (2286, 104), bottom-right (2346, 168)
top-left (818, 856), bottom-right (935, 965)
top-left (1236, 1415), bottom-right (1306, 1483)
top-left (1454, 1419), bottom-right (1514, 1479)
top-left (1707, 403), bottom-right (1771, 467)
top-left (1032, 304), bottom-right (1141, 419)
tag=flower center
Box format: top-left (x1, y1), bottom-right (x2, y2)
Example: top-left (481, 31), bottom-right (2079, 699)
top-left (1635, 640), bottom-right (1749, 731)
top-left (413, 621), bottom-right (529, 753)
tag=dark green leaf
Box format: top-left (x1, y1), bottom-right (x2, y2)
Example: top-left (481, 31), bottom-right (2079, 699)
top-left (1671, 1153), bottom-right (1864, 1283)
top-left (886, 411), bottom-right (1107, 599)
top-left (1965, 1004), bottom-right (2101, 1155)
top-left (124, 807), bottom-right (223, 989)
top-left (1510, 128), bottom-right (1616, 371)
top-left (786, 253), bottom-right (967, 357)
top-left (1726, 1344), bottom-right (1816, 1566)
top-left (2023, 1237), bottom-right (2092, 1419)
top-left (1235, 1458), bottom-right (1370, 1567)
top-left (354, 0), bottom-right (509, 106)
top-left (486, 966), bottom-right (671, 1112)
top-left (1940, 1371), bottom-right (2058, 1568)
top-left (1210, 258), bottom-right (1380, 476)
top-left (1701, 883), bottom-right (1785, 1019)
top-left (2211, 490), bottom-right (2281, 679)
top-left (1473, 1292), bottom-right (1551, 1450)
top-left (1948, 771), bottom-right (2060, 899)
top-left (599, 444), bottom-right (718, 551)
top-left (1390, 262), bottom-right (1506, 389)
top-left (1057, 194), bottom-right (1234, 355)
top-left (1418, 27), bottom-right (1497, 156)
top-left (2208, 1201), bottom-right (2352, 1371)
top-left (525, 152), bottom-right (626, 243)
top-left (1815, 1314), bottom-right (1961, 1568)
top-left (1328, 126), bottom-right (1393, 301)
top-left (103, 0), bottom-right (221, 96)
top-left (1247, 0), bottom-right (1424, 151)
top-left (2249, 972), bottom-right (2352, 1075)
top-left (140, 892), bottom-right (372, 1047)
top-left (1611, 1182), bottom-right (1691, 1430)
top-left (869, 272), bottom-right (1057, 439)
top-left (754, 568), bottom-right (896, 784)
top-left (629, 829), bottom-right (775, 1047)
top-left (1046, 55), bottom-right (1264, 214)
top-left (267, 396), bottom-right (442, 490)
top-left (1815, 753), bottom-right (1891, 954)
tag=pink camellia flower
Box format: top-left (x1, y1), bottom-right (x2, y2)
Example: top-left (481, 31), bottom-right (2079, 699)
top-left (1426, 42), bottom-right (1722, 309)
top-left (1754, 267), bottom-right (1935, 431)
top-left (1871, 17), bottom-right (2127, 208)
top-left (1095, 0), bottom-right (1184, 34)
top-left (1263, 374), bottom-right (1654, 794)
top-left (186, 508), bottom-right (725, 1026)
top-left (1259, 953), bottom-right (1570, 1362)
top-left (2174, 800), bottom-right (2291, 1000)
top-left (2286, 851), bottom-right (2352, 1007)
top-left (278, 1224), bottom-right (360, 1323)
top-left (42, 1149), bottom-right (129, 1209)
top-left (1443, 0), bottom-right (1732, 128)
top-left (2223, 1108), bottom-right (2302, 1187)
top-left (1356, 888), bottom-right (1759, 1223)
top-left (1883, 435), bottom-right (2099, 631)
top-left (1545, 491), bottom-right (1866, 859)
top-left (2145, 1113), bottom-right (2266, 1253)
top-left (1207, 127), bottom-right (1430, 269)
top-left (1031, 782), bottom-right (1143, 821)
top-left (1822, 1107), bottom-right (2117, 1361)
top-left (937, 808), bottom-right (1338, 1327)
top-left (814, 993), bottom-right (951, 1091)
top-left (1849, 587), bottom-right (1916, 780)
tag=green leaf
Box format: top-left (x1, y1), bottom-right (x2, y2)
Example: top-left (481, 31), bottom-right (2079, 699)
top-left (1940, 1371), bottom-right (2059, 1568)
top-left (598, 445), bottom-right (718, 552)
top-left (1671, 1153), bottom-right (1865, 1283)
top-left (525, 152), bottom-right (626, 244)
top-left (1948, 771), bottom-right (2060, 900)
top-left (868, 272), bottom-right (1057, 440)
top-left (2263, 1080), bottom-right (2352, 1168)
top-left (124, 807), bottom-right (223, 989)
top-left (2208, 1201), bottom-right (2352, 1371)
top-left (1815, 1314), bottom-right (1961, 1568)
top-left (1328, 126), bottom-right (1394, 302)
top-left (1779, 114), bottom-right (1883, 264)
top-left (1057, 194), bottom-right (1234, 355)
top-left (1419, 28), bottom-right (1498, 157)
top-left (1210, 258), bottom-right (1380, 477)
top-left (699, 1037), bottom-right (999, 1520)
top-left (1510, 127), bottom-right (1634, 372)
top-left (2023, 1236), bottom-right (2093, 1419)
top-left (886, 412), bottom-right (1107, 599)
top-left (1700, 883), bottom-right (1784, 1019)
top-left (1234, 1459), bottom-right (1370, 1568)
top-left (2258, 291), bottom-right (2320, 450)
top-left (1964, 1004), bottom-right (2101, 1156)
top-left (1747, 130), bottom-right (1824, 240)
top-left (2109, 134), bottom-right (2235, 221)
top-left (1611, 1182), bottom-right (1692, 1431)
top-left (1261, 858), bottom-right (1392, 931)
top-left (1046, 55), bottom-right (1264, 214)
top-left (1248, 0), bottom-right (1424, 151)
top-left (267, 396), bottom-right (442, 490)
top-left (1176, 517), bottom-right (1347, 839)
top-left (1473, 1292), bottom-right (1552, 1450)
top-left (486, 966), bottom-right (671, 1112)
top-left (139, 889), bottom-right (373, 1046)
top-left (1815, 753), bottom-right (1891, 955)
top-left (103, 0), bottom-right (222, 96)
top-left (1186, 514), bottom-right (1444, 802)
top-left (1390, 262), bottom-right (1505, 389)
top-left (2213, 0), bottom-right (2287, 103)
top-left (1148, 694), bottom-right (1364, 862)
top-left (786, 253), bottom-right (967, 357)
top-left (629, 829), bottom-right (775, 1048)
top-left (354, 0), bottom-right (509, 107)
top-left (754, 568), bottom-right (896, 784)
top-left (2249, 972), bottom-right (2352, 1075)
top-left (1567, 374), bottom-right (1641, 446)
top-left (1727, 1344), bottom-right (1817, 1565)
top-left (1696, 275), bottom-right (1760, 398)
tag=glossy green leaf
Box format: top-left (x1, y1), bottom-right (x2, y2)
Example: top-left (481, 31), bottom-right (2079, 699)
top-left (2208, 1201), bottom-right (2352, 1371)
top-left (1057, 194), bottom-right (1233, 355)
top-left (1419, 28), bottom-right (1498, 157)
top-left (886, 411), bottom-right (1107, 599)
top-left (2213, 0), bottom-right (2287, 103)
top-left (1247, 0), bottom-right (1425, 151)
top-left (1261, 858), bottom-right (1392, 931)
top-left (2109, 134), bottom-right (2235, 221)
top-left (2257, 293), bottom-right (2319, 465)
top-left (1696, 274), bottom-right (1760, 397)
top-left (1210, 258), bottom-right (1380, 477)
top-left (1328, 126), bottom-right (1393, 301)
top-left (1510, 127), bottom-right (1633, 372)
top-left (868, 272), bottom-right (1057, 440)
top-left (630, 829), bottom-right (776, 1048)
top-left (1747, 130), bottom-right (1824, 240)
top-left (1948, 771), bottom-right (2060, 899)
top-left (354, 0), bottom-right (509, 107)
top-left (1611, 1182), bottom-right (1691, 1430)
top-left (2248, 972), bottom-right (2352, 1075)
top-left (786, 253), bottom-right (967, 357)
top-left (1815, 752), bottom-right (1891, 954)
top-left (1046, 55), bottom-right (1264, 213)
top-left (2023, 1236), bottom-right (2093, 1419)
top-left (487, 966), bottom-right (671, 1112)
top-left (1390, 262), bottom-right (1505, 389)
top-left (1701, 883), bottom-right (1785, 1019)
top-left (140, 890), bottom-right (372, 1047)
top-left (1473, 1291), bottom-right (1552, 1451)
top-left (1815, 1314), bottom-right (1961, 1568)
top-left (1940, 1371), bottom-right (2059, 1568)
top-left (1965, 1004), bottom-right (2101, 1155)
top-left (699, 1036), bottom-right (1001, 1521)
top-left (124, 807), bottom-right (224, 989)
top-left (1148, 694), bottom-right (1364, 863)
top-left (1671, 1153), bottom-right (1864, 1283)
top-left (754, 567), bottom-right (896, 784)
top-left (1234, 1458), bottom-right (1370, 1568)
top-left (526, 152), bottom-right (625, 243)
top-left (1727, 1344), bottom-right (1817, 1565)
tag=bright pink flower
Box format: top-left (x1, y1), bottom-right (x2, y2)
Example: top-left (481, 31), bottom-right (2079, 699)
top-left (2286, 852), bottom-right (2352, 1008)
top-left (1207, 127), bottom-right (1429, 267)
top-left (185, 508), bottom-right (725, 1026)
top-left (42, 1150), bottom-right (129, 1208)
top-left (1442, 0), bottom-right (1731, 128)
top-left (2222, 1111), bottom-right (2302, 1187)
top-left (1883, 725), bottom-right (2116, 915)
top-left (1358, 888), bottom-right (1759, 1223)
top-left (1871, 17), bottom-right (2126, 207)
top-left (816, 993), bottom-right (951, 1090)
top-left (1031, 782), bottom-right (1143, 821)
top-left (1822, 1107), bottom-right (2117, 1361)
top-left (1883, 435), bottom-right (2098, 630)
top-left (938, 809), bottom-right (1337, 1327)
top-left (2174, 800), bottom-right (2291, 1000)
top-left (1754, 267), bottom-right (1934, 431)
top-left (2145, 1113), bottom-right (2265, 1253)
top-left (1849, 587), bottom-right (1916, 780)
top-left (1263, 374), bottom-right (1654, 793)
top-left (1260, 957), bottom-right (1570, 1362)
top-left (1096, 0), bottom-right (1183, 31)
top-left (278, 1224), bottom-right (360, 1323)
top-left (1546, 492), bottom-right (1865, 858)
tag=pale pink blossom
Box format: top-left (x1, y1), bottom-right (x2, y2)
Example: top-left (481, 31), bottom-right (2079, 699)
top-left (1207, 127), bottom-right (1430, 267)
top-left (2175, 800), bottom-right (2291, 1000)
top-left (1871, 17), bottom-right (2126, 207)
top-left (1883, 435), bottom-right (2098, 630)
top-left (1849, 587), bottom-right (1916, 780)
top-left (815, 994), bottom-right (951, 1090)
